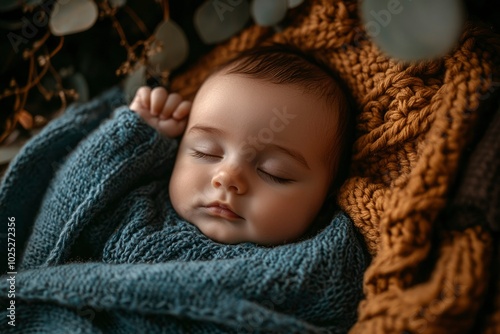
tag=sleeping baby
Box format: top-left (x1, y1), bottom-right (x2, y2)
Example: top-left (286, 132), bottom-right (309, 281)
top-left (0, 44), bottom-right (366, 333)
top-left (129, 44), bottom-right (352, 245)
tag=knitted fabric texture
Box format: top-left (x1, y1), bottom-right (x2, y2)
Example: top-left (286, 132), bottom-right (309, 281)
top-left (166, 0), bottom-right (500, 332)
top-left (445, 100), bottom-right (500, 333)
top-left (0, 88), bottom-right (368, 333)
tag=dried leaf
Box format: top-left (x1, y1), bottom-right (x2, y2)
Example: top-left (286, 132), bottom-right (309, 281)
top-left (287, 0), bottom-right (304, 8)
top-left (194, 0), bottom-right (250, 44)
top-left (251, 0), bottom-right (287, 27)
top-left (148, 20), bottom-right (189, 71)
top-left (360, 0), bottom-right (465, 61)
top-left (49, 0), bottom-right (98, 36)
top-left (123, 64), bottom-right (146, 103)
top-left (17, 109), bottom-right (34, 130)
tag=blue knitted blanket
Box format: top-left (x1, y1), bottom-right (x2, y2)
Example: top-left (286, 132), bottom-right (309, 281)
top-left (0, 88), bottom-right (368, 333)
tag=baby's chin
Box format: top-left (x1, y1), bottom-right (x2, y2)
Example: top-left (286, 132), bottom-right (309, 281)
top-left (173, 205), bottom-right (302, 246)
top-left (193, 219), bottom-right (296, 246)
top-left (190, 219), bottom-right (248, 245)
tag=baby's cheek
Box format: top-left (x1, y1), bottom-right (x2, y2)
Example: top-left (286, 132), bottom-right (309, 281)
top-left (251, 194), bottom-right (311, 243)
top-left (168, 166), bottom-right (187, 213)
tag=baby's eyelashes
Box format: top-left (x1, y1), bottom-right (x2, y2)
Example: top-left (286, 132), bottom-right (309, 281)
top-left (257, 169), bottom-right (294, 184)
top-left (188, 146), bottom-right (296, 185)
top-left (190, 150), bottom-right (221, 161)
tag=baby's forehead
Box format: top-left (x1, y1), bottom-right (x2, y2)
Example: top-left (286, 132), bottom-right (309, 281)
top-left (199, 71), bottom-right (338, 119)
top-left (193, 73), bottom-right (339, 139)
top-left (205, 69), bottom-right (339, 103)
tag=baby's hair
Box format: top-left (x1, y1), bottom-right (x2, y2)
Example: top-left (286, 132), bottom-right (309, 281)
top-left (212, 43), bottom-right (355, 194)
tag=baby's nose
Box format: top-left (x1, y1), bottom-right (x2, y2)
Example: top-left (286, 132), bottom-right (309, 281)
top-left (211, 164), bottom-right (247, 194)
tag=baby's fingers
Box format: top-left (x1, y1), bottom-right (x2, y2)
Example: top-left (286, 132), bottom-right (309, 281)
top-left (151, 87), bottom-right (168, 116)
top-left (172, 101), bottom-right (192, 120)
top-left (159, 93), bottom-right (183, 120)
top-left (130, 86), bottom-right (151, 112)
top-left (158, 117), bottom-right (188, 138)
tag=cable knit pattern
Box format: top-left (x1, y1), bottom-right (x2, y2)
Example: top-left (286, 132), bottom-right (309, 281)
top-left (0, 88), bottom-right (368, 333)
top-left (168, 1), bottom-right (500, 332)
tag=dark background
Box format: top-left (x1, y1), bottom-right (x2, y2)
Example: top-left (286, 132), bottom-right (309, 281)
top-left (0, 0), bottom-right (498, 148)
top-left (0, 0), bottom-right (219, 144)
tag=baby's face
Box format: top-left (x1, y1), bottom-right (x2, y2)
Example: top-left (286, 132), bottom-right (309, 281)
top-left (169, 72), bottom-right (337, 245)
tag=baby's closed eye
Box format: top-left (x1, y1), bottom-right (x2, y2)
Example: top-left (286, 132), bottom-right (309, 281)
top-left (189, 150), bottom-right (222, 161)
top-left (257, 168), bottom-right (294, 184)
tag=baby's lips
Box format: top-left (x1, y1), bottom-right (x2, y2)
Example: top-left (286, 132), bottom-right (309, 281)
top-left (204, 201), bottom-right (244, 220)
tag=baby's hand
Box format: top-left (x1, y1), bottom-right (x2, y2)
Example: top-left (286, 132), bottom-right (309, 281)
top-left (130, 86), bottom-right (191, 138)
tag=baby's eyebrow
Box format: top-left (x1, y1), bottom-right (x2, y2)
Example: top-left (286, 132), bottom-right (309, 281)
top-left (187, 125), bottom-right (225, 137)
top-left (266, 143), bottom-right (310, 170)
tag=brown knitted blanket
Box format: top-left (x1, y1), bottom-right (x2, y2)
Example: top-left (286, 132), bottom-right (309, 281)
top-left (169, 0), bottom-right (500, 332)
